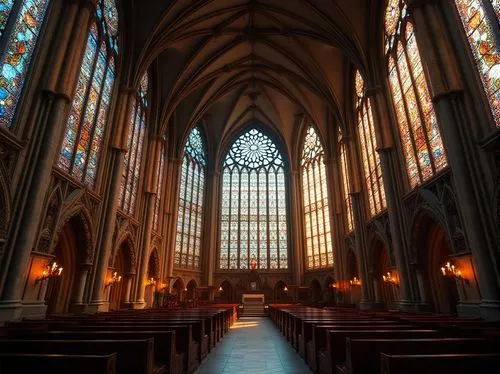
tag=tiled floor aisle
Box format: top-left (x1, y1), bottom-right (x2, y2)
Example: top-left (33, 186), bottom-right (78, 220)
top-left (195, 317), bottom-right (313, 374)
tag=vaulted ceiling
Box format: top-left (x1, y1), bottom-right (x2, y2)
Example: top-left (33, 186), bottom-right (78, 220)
top-left (125, 0), bottom-right (382, 162)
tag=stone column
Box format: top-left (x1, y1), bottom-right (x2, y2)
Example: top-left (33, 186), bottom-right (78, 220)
top-left (135, 137), bottom-right (163, 305)
top-left (164, 158), bottom-right (182, 279)
top-left (289, 170), bottom-right (304, 286)
top-left (88, 88), bottom-right (135, 312)
top-left (202, 170), bottom-right (220, 286)
top-left (121, 273), bottom-right (134, 304)
top-left (367, 85), bottom-right (416, 309)
top-left (407, 0), bottom-right (500, 319)
top-left (0, 1), bottom-right (92, 322)
top-left (69, 263), bottom-right (91, 312)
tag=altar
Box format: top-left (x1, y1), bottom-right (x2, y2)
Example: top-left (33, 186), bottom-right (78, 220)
top-left (241, 293), bottom-right (265, 316)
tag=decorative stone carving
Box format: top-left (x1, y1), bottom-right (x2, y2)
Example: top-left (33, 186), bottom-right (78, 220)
top-left (36, 192), bottom-right (61, 254)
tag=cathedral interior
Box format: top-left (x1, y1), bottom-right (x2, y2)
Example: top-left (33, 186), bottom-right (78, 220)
top-left (0, 0), bottom-right (500, 372)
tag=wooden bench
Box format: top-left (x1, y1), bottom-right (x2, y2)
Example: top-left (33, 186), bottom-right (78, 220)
top-left (318, 329), bottom-right (440, 374)
top-left (0, 353), bottom-right (117, 374)
top-left (336, 337), bottom-right (500, 374)
top-left (380, 353), bottom-right (500, 374)
top-left (0, 339), bottom-right (155, 374)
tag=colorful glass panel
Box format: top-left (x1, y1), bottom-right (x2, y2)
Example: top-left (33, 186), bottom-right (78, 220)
top-left (57, 0), bottom-right (118, 187)
top-left (174, 126), bottom-right (206, 270)
top-left (301, 126), bottom-right (334, 270)
top-left (219, 128), bottom-right (288, 270)
top-left (0, 0), bottom-right (51, 128)
top-left (455, 0), bottom-right (500, 127)
top-left (119, 73), bottom-right (147, 215)
top-left (385, 1), bottom-right (448, 188)
top-left (339, 140), bottom-right (354, 232)
top-left (355, 70), bottom-right (387, 217)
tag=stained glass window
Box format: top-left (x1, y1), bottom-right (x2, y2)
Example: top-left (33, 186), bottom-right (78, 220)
top-left (339, 134), bottom-right (354, 233)
top-left (57, 0), bottom-right (119, 188)
top-left (385, 0), bottom-right (447, 188)
top-left (301, 126), bottom-right (334, 270)
top-left (355, 71), bottom-right (387, 216)
top-left (455, 0), bottom-right (500, 127)
top-left (119, 73), bottom-right (148, 215)
top-left (152, 144), bottom-right (165, 232)
top-left (219, 128), bottom-right (288, 270)
top-left (0, 0), bottom-right (51, 129)
top-left (175, 126), bottom-right (206, 269)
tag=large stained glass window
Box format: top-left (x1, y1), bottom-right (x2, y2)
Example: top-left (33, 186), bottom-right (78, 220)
top-left (385, 0), bottom-right (447, 188)
top-left (355, 71), bottom-right (387, 216)
top-left (152, 145), bottom-right (165, 232)
top-left (339, 135), bottom-right (354, 233)
top-left (301, 126), bottom-right (333, 270)
top-left (0, 0), bottom-right (51, 129)
top-left (455, 0), bottom-right (500, 128)
top-left (219, 128), bottom-right (288, 270)
top-left (118, 73), bottom-right (148, 215)
top-left (175, 127), bottom-right (206, 269)
top-left (57, 0), bottom-right (119, 188)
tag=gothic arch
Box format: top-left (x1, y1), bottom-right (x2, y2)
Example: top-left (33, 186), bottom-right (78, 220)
top-left (113, 233), bottom-right (136, 274)
top-left (53, 204), bottom-right (95, 264)
top-left (147, 248), bottom-right (160, 279)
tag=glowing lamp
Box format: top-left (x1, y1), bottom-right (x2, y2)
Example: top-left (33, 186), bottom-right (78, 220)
top-left (440, 261), bottom-right (462, 279)
top-left (382, 271), bottom-right (398, 286)
top-left (105, 271), bottom-right (122, 288)
top-left (349, 277), bottom-right (361, 287)
top-left (283, 286), bottom-right (288, 292)
top-left (36, 261), bottom-right (63, 285)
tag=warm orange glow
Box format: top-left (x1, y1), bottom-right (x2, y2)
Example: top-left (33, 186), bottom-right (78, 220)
top-left (349, 277), bottom-right (361, 287)
top-left (105, 271), bottom-right (122, 288)
top-left (440, 261), bottom-right (462, 279)
top-left (35, 261), bottom-right (63, 285)
top-left (230, 321), bottom-right (260, 329)
top-left (382, 271), bottom-right (398, 286)
top-left (283, 286), bottom-right (288, 292)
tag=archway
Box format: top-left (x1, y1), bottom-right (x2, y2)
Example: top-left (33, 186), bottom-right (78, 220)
top-left (218, 281), bottom-right (233, 302)
top-left (274, 280), bottom-right (288, 301)
top-left (346, 250), bottom-right (361, 305)
top-left (186, 279), bottom-right (197, 301)
top-left (145, 250), bottom-right (160, 308)
top-left (310, 279), bottom-right (322, 304)
top-left (416, 216), bottom-right (459, 314)
top-left (372, 241), bottom-right (395, 308)
top-left (171, 278), bottom-right (184, 304)
top-left (45, 216), bottom-right (87, 315)
top-left (109, 240), bottom-right (133, 311)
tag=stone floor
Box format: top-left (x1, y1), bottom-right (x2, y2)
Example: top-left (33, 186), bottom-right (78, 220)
top-left (195, 317), bottom-right (313, 374)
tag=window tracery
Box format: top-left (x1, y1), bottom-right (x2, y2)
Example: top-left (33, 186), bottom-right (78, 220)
top-left (219, 128), bottom-right (288, 270)
top-left (301, 126), bottom-right (334, 269)
top-left (58, 0), bottom-right (119, 188)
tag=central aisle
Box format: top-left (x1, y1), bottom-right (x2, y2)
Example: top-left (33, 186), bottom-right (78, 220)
top-left (196, 317), bottom-right (313, 374)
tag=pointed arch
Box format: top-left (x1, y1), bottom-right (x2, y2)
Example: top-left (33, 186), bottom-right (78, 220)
top-left (219, 127), bottom-right (288, 270)
top-left (300, 126), bottom-right (334, 270)
top-left (174, 125), bottom-right (206, 269)
top-left (384, 0), bottom-right (447, 188)
top-left (57, 0), bottom-right (119, 188)
top-left (0, 0), bottom-right (52, 129)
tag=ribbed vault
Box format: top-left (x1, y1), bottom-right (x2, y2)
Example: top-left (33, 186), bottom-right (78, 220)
top-left (127, 0), bottom-right (375, 159)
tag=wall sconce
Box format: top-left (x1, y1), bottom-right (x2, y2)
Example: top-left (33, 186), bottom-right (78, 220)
top-left (382, 271), bottom-right (399, 286)
top-left (105, 271), bottom-right (122, 288)
top-left (349, 277), bottom-right (361, 287)
top-left (283, 286), bottom-right (288, 292)
top-left (441, 261), bottom-right (462, 279)
top-left (218, 286), bottom-right (223, 292)
top-left (35, 261), bottom-right (63, 285)
top-left (146, 277), bottom-right (157, 286)
top-left (330, 282), bottom-right (339, 289)
top-left (184, 287), bottom-right (188, 292)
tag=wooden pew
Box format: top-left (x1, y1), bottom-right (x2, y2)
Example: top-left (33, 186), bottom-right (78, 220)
top-left (0, 339), bottom-right (155, 374)
top-left (319, 329), bottom-right (440, 374)
top-left (10, 329), bottom-right (186, 374)
top-left (0, 353), bottom-right (117, 374)
top-left (380, 353), bottom-right (500, 374)
top-left (335, 337), bottom-right (500, 374)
